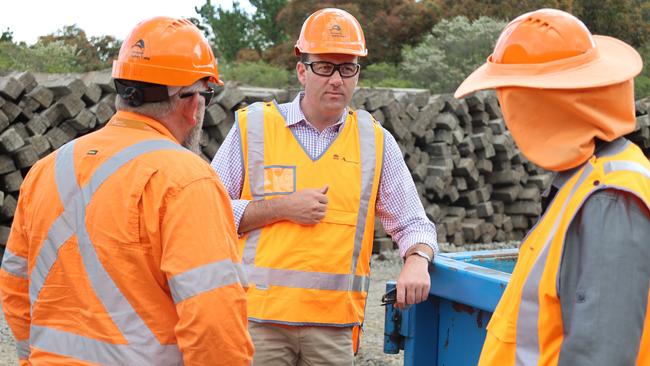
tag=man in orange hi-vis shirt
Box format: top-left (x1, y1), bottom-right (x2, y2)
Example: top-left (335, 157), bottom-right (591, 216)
top-left (0, 17), bottom-right (253, 365)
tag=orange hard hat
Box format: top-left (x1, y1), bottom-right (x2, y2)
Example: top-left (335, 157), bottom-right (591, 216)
top-left (294, 8), bottom-right (367, 57)
top-left (455, 8), bottom-right (641, 98)
top-left (112, 17), bottom-right (223, 87)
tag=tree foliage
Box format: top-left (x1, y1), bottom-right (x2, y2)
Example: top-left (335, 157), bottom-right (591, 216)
top-left (429, 0), bottom-right (649, 48)
top-left (195, 0), bottom-right (288, 62)
top-left (220, 61), bottom-right (294, 88)
top-left (359, 62), bottom-right (417, 88)
top-left (429, 0), bottom-right (573, 21)
top-left (400, 16), bottom-right (507, 93)
top-left (1, 28), bottom-right (13, 43)
top-left (196, 0), bottom-right (252, 62)
top-left (37, 25), bottom-right (120, 71)
top-left (0, 41), bottom-right (84, 73)
top-left (250, 0), bottom-right (288, 50)
top-left (573, 0), bottom-right (649, 47)
top-left (636, 42), bottom-right (650, 98)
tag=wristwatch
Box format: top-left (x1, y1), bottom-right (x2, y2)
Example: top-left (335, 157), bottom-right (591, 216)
top-left (407, 250), bottom-right (432, 263)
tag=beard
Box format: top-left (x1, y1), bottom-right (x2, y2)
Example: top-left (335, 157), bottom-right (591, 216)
top-left (182, 110), bottom-right (205, 155)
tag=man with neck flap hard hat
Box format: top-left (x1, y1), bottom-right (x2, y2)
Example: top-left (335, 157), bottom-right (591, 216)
top-left (455, 8), bottom-right (650, 366)
top-left (211, 7), bottom-right (437, 366)
top-left (0, 17), bottom-right (253, 365)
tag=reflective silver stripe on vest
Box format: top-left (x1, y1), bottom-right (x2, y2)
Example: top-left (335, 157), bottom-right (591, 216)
top-left (169, 259), bottom-right (247, 304)
top-left (604, 161), bottom-right (650, 179)
top-left (515, 163), bottom-right (594, 365)
top-left (246, 103), bottom-right (266, 201)
top-left (30, 325), bottom-right (182, 366)
top-left (16, 339), bottom-right (29, 360)
top-left (30, 139), bottom-right (185, 364)
top-left (350, 110), bottom-right (377, 277)
top-left (246, 265), bottom-right (370, 292)
top-left (1, 248), bottom-right (27, 279)
top-left (242, 104), bottom-right (265, 266)
top-left (30, 142), bottom-right (77, 305)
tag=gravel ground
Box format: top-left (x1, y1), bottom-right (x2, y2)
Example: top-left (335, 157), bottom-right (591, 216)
top-left (0, 243), bottom-right (517, 365)
top-left (0, 311), bottom-right (16, 365)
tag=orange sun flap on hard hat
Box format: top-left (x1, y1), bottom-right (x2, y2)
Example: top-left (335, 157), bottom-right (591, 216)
top-left (112, 16), bottom-right (223, 87)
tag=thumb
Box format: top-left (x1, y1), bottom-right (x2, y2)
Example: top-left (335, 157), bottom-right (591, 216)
top-left (320, 185), bottom-right (329, 194)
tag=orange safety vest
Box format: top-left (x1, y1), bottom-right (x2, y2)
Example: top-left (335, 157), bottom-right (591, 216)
top-left (479, 139), bottom-right (650, 365)
top-left (237, 102), bottom-right (383, 330)
top-left (0, 111), bottom-right (253, 365)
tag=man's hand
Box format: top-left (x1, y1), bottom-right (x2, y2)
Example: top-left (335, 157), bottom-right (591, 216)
top-left (283, 186), bottom-right (329, 225)
top-left (395, 248), bottom-right (432, 309)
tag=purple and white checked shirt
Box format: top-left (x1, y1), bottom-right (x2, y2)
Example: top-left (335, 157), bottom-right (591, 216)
top-left (210, 92), bottom-right (438, 257)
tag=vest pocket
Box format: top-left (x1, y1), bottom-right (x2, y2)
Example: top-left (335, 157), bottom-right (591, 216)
top-left (486, 311), bottom-right (517, 343)
top-left (321, 208), bottom-right (358, 226)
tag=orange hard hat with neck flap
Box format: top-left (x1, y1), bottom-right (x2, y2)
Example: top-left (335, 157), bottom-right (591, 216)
top-left (455, 9), bottom-right (642, 172)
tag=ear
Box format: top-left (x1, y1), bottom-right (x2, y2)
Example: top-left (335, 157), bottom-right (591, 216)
top-left (180, 93), bottom-right (200, 127)
top-left (296, 61), bottom-right (307, 86)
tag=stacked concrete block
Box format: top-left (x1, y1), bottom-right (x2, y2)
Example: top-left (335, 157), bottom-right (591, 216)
top-left (0, 70), bottom-right (649, 252)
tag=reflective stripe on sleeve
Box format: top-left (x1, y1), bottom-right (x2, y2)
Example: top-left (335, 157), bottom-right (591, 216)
top-left (169, 259), bottom-right (248, 304)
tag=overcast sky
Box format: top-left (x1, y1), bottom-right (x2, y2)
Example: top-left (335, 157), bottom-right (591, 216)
top-left (2, 0), bottom-right (253, 45)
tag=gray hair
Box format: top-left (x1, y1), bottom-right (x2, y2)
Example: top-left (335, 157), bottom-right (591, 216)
top-left (114, 79), bottom-right (207, 120)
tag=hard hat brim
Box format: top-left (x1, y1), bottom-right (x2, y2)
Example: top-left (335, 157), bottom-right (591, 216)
top-left (294, 45), bottom-right (368, 57)
top-left (112, 60), bottom-right (223, 87)
top-left (454, 36), bottom-right (642, 99)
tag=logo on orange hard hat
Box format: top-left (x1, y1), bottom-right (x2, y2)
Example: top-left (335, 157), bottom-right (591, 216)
top-left (129, 39), bottom-right (147, 60)
top-left (329, 24), bottom-right (343, 38)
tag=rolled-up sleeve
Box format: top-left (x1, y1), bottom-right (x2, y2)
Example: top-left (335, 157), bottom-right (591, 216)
top-left (375, 129), bottom-right (438, 257)
top-left (210, 123), bottom-right (250, 232)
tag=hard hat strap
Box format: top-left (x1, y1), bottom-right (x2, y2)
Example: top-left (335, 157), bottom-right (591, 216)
top-left (114, 79), bottom-right (170, 107)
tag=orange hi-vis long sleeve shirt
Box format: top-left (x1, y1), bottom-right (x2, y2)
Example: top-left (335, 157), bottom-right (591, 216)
top-left (0, 110), bottom-right (254, 365)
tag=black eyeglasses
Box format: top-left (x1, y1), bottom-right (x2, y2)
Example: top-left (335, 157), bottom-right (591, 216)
top-left (179, 87), bottom-right (215, 105)
top-left (302, 61), bottom-right (360, 78)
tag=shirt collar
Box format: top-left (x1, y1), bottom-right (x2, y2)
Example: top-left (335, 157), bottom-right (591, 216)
top-left (109, 110), bottom-right (179, 143)
top-left (286, 91), bottom-right (348, 128)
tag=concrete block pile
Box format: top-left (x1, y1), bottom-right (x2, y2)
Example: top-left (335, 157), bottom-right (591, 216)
top-left (356, 88), bottom-right (650, 251)
top-left (0, 70), bottom-right (648, 251)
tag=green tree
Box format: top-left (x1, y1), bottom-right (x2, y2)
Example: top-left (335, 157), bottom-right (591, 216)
top-left (573, 0), bottom-right (649, 48)
top-left (220, 61), bottom-right (293, 88)
top-left (360, 62), bottom-right (417, 88)
top-left (401, 16), bottom-right (507, 93)
top-left (0, 41), bottom-right (83, 73)
top-left (1, 28), bottom-right (13, 43)
top-left (636, 42), bottom-right (650, 98)
top-left (196, 0), bottom-right (253, 62)
top-left (249, 0), bottom-right (288, 50)
top-left (37, 25), bottom-right (120, 71)
top-left (428, 0), bottom-right (573, 21)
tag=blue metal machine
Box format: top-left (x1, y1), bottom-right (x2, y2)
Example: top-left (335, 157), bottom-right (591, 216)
top-left (383, 249), bottom-right (518, 366)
